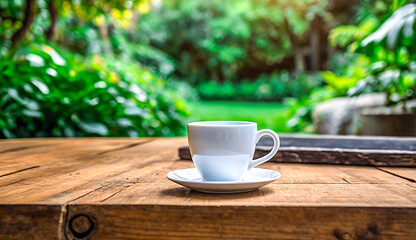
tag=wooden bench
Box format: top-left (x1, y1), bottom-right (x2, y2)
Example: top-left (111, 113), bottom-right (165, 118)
top-left (0, 137), bottom-right (415, 239)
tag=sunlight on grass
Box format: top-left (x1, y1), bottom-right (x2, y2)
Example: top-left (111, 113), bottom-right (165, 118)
top-left (188, 101), bottom-right (289, 132)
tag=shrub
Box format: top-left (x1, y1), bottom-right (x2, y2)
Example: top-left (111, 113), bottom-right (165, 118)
top-left (197, 72), bottom-right (323, 102)
top-left (0, 43), bottom-right (189, 138)
top-left (283, 88), bottom-right (335, 133)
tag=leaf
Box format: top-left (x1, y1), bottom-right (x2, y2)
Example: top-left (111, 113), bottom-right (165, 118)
top-left (78, 122), bottom-right (109, 136)
top-left (46, 68), bottom-right (58, 77)
top-left (63, 127), bottom-right (75, 137)
top-left (329, 18), bottom-right (378, 47)
top-left (7, 88), bottom-right (39, 110)
top-left (361, 4), bottom-right (416, 50)
top-left (368, 61), bottom-right (387, 74)
top-left (41, 45), bottom-right (66, 66)
top-left (22, 109), bottom-right (43, 118)
top-left (1, 129), bottom-right (14, 138)
top-left (117, 118), bottom-right (132, 127)
top-left (348, 78), bottom-right (371, 96)
top-left (31, 79), bottom-right (49, 94)
top-left (320, 71), bottom-right (359, 96)
top-left (129, 84), bottom-right (148, 102)
top-left (26, 54), bottom-right (45, 67)
top-left (378, 70), bottom-right (400, 88)
top-left (125, 106), bottom-right (146, 116)
top-left (403, 13), bottom-right (415, 38)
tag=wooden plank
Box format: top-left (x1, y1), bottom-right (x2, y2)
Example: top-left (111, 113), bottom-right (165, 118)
top-left (0, 138), bottom-right (415, 240)
top-left (0, 138), bottom-right (186, 204)
top-left (179, 146), bottom-right (416, 166)
top-left (73, 179), bottom-right (416, 207)
top-left (0, 138), bottom-right (183, 239)
top-left (0, 137), bottom-right (137, 152)
top-left (0, 138), bottom-right (413, 205)
top-left (263, 134), bottom-right (416, 150)
top-left (112, 160), bottom-right (416, 185)
top-left (179, 135), bottom-right (416, 166)
top-left (0, 205), bottom-right (62, 240)
top-left (1, 160), bottom-right (413, 205)
top-left (65, 205), bottom-right (416, 240)
top-left (0, 138), bottom-right (149, 178)
top-left (262, 163), bottom-right (415, 184)
top-left (69, 159), bottom-right (416, 206)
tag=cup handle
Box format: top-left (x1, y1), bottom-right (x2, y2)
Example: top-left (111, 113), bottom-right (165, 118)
top-left (248, 129), bottom-right (280, 170)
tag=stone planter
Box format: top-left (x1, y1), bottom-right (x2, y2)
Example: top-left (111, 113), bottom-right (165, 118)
top-left (313, 93), bottom-right (386, 135)
top-left (360, 107), bottom-right (416, 136)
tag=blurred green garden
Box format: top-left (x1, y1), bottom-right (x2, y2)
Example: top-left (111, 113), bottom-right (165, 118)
top-left (1, 0), bottom-right (415, 138)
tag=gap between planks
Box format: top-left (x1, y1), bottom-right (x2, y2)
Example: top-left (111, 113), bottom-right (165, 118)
top-left (0, 165), bottom-right (40, 179)
top-left (376, 167), bottom-right (416, 183)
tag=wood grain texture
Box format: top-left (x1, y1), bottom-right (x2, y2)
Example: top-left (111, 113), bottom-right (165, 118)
top-left (179, 135), bottom-right (416, 166)
top-left (0, 205), bottom-right (63, 240)
top-left (179, 144), bottom-right (416, 166)
top-left (66, 205), bottom-right (416, 240)
top-left (0, 138), bottom-right (150, 176)
top-left (72, 161), bottom-right (416, 207)
top-left (0, 138), bottom-right (181, 204)
top-left (0, 138), bottom-right (415, 240)
top-left (263, 134), bottom-right (416, 150)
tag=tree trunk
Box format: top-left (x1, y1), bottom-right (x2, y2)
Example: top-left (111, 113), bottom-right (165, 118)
top-left (9, 0), bottom-right (36, 54)
top-left (98, 24), bottom-right (111, 55)
top-left (46, 0), bottom-right (58, 41)
top-left (310, 16), bottom-right (321, 71)
top-left (283, 17), bottom-right (305, 72)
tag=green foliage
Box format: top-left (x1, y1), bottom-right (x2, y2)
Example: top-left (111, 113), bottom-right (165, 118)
top-left (197, 72), bottom-right (323, 101)
top-left (351, 3), bottom-right (416, 105)
top-left (326, 2), bottom-right (416, 107)
top-left (361, 4), bottom-right (416, 51)
top-left (321, 71), bottom-right (359, 96)
top-left (5, 0), bottom-right (415, 137)
top-left (0, 43), bottom-right (189, 138)
top-left (321, 53), bottom-right (371, 96)
top-left (329, 17), bottom-right (378, 49)
top-left (283, 88), bottom-right (335, 133)
top-left (136, 0), bottom-right (331, 83)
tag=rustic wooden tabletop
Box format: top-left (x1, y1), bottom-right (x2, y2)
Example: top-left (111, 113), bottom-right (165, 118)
top-left (0, 138), bottom-right (415, 239)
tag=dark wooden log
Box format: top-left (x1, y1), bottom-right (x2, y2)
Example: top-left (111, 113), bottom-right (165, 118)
top-left (179, 135), bottom-right (416, 166)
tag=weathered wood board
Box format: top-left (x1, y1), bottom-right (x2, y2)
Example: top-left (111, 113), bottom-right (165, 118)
top-left (0, 138), bottom-right (415, 240)
top-left (179, 134), bottom-right (416, 166)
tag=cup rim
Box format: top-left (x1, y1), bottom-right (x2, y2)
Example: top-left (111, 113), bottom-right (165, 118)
top-left (188, 121), bottom-right (256, 127)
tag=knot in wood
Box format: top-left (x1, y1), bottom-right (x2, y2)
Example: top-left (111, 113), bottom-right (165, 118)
top-left (341, 232), bottom-right (352, 240)
top-left (70, 215), bottom-right (93, 239)
top-left (334, 229), bottom-right (352, 240)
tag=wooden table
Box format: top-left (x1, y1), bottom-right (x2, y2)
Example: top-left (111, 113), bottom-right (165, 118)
top-left (0, 138), bottom-right (415, 240)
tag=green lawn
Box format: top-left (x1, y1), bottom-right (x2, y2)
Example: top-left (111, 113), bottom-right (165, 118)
top-left (188, 101), bottom-right (289, 132)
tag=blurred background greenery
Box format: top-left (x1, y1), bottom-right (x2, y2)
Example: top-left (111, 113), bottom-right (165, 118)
top-left (0, 0), bottom-right (415, 138)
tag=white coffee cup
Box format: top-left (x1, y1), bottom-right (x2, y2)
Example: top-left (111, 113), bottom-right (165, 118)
top-left (188, 121), bottom-right (280, 181)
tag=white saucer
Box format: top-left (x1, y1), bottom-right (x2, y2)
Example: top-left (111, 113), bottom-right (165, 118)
top-left (166, 168), bottom-right (281, 193)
